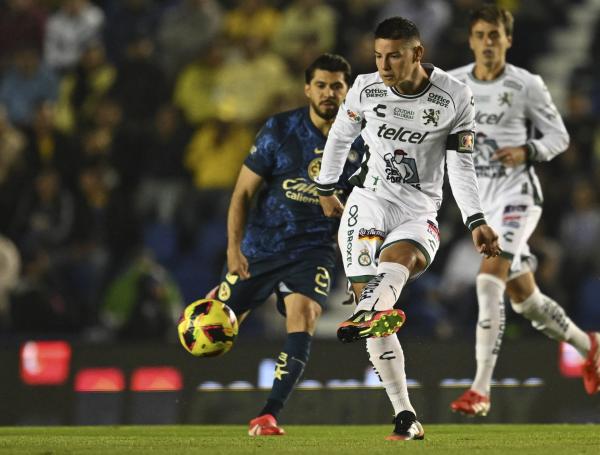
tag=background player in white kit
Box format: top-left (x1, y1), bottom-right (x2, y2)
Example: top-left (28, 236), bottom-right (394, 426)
top-left (448, 5), bottom-right (600, 417)
top-left (316, 17), bottom-right (501, 440)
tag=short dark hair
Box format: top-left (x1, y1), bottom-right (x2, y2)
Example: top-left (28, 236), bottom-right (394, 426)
top-left (374, 17), bottom-right (421, 42)
top-left (305, 53), bottom-right (352, 86)
top-left (469, 5), bottom-right (514, 37)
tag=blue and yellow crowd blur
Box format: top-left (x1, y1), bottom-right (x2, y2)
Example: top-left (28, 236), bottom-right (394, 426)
top-left (0, 0), bottom-right (598, 341)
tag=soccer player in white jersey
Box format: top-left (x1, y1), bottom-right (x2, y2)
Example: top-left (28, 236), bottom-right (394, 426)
top-left (447, 5), bottom-right (600, 417)
top-left (316, 17), bottom-right (501, 440)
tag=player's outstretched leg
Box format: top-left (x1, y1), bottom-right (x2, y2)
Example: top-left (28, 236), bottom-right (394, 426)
top-left (337, 263), bottom-right (409, 343)
top-left (385, 411), bottom-right (425, 441)
top-left (510, 289), bottom-right (599, 394)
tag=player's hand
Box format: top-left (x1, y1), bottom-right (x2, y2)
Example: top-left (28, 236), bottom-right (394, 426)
top-left (492, 146), bottom-right (527, 167)
top-left (471, 224), bottom-right (501, 258)
top-left (319, 194), bottom-right (344, 218)
top-left (227, 247), bottom-right (250, 280)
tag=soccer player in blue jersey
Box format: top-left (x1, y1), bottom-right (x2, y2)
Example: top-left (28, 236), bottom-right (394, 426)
top-left (206, 54), bottom-right (364, 436)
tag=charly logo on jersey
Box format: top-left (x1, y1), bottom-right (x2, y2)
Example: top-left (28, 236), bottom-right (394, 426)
top-left (473, 133), bottom-right (506, 178)
top-left (498, 92), bottom-right (513, 107)
top-left (373, 104), bottom-right (386, 118)
top-left (358, 248), bottom-right (372, 266)
top-left (364, 87), bottom-right (387, 98)
top-left (427, 92), bottom-right (450, 108)
top-left (421, 108), bottom-right (440, 126)
top-left (383, 149), bottom-right (421, 188)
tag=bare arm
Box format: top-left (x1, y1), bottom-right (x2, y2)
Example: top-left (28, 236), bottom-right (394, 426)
top-left (227, 165), bottom-right (264, 279)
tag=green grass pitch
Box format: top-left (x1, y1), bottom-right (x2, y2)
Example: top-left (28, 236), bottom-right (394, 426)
top-left (1, 425), bottom-right (599, 454)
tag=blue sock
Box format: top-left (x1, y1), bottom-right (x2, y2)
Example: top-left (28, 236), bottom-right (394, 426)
top-left (258, 332), bottom-right (312, 419)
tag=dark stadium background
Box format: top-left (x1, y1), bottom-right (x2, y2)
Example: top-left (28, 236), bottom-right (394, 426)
top-left (0, 0), bottom-right (598, 425)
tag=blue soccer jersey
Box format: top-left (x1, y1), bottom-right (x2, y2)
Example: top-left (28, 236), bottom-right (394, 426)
top-left (242, 106), bottom-right (364, 261)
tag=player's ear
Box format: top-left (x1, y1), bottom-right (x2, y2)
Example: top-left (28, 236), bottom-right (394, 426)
top-left (304, 84), bottom-right (311, 99)
top-left (506, 34), bottom-right (513, 49)
top-left (413, 45), bottom-right (424, 62)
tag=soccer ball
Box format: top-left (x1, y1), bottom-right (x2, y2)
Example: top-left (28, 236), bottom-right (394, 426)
top-left (177, 299), bottom-right (239, 357)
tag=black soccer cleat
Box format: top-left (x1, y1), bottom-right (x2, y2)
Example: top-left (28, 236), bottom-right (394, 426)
top-left (337, 309), bottom-right (406, 343)
top-left (385, 410), bottom-right (425, 441)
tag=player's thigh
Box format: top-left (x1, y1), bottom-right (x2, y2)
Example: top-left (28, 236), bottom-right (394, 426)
top-left (381, 216), bottom-right (441, 281)
top-left (338, 188), bottom-right (388, 284)
top-left (274, 250), bottom-right (336, 317)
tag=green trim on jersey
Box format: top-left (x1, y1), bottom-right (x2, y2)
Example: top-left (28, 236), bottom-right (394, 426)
top-left (348, 275), bottom-right (376, 283)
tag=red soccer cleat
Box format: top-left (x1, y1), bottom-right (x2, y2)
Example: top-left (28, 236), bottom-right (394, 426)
top-left (450, 389), bottom-right (491, 416)
top-left (583, 332), bottom-right (600, 395)
top-left (248, 414), bottom-right (285, 436)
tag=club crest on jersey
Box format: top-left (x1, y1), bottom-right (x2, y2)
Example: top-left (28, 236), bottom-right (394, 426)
top-left (307, 157), bottom-right (322, 182)
top-left (422, 109), bottom-right (440, 126)
top-left (498, 92), bottom-right (513, 107)
top-left (383, 150), bottom-right (421, 188)
top-left (348, 149), bottom-right (360, 163)
top-left (358, 248), bottom-right (372, 266)
top-left (346, 109), bottom-right (362, 123)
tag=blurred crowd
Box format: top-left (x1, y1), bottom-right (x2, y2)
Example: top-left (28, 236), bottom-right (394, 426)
top-left (0, 0), bottom-right (598, 342)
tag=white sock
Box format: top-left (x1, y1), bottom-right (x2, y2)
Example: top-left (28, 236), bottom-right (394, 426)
top-left (367, 336), bottom-right (415, 416)
top-left (355, 262), bottom-right (409, 313)
top-left (511, 289), bottom-right (591, 357)
top-left (472, 273), bottom-right (506, 396)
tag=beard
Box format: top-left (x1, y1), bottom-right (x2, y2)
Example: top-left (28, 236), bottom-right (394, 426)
top-left (311, 101), bottom-right (339, 120)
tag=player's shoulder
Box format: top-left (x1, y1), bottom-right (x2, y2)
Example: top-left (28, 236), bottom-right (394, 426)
top-left (446, 63), bottom-right (474, 82)
top-left (261, 106), bottom-right (307, 135)
top-left (503, 63), bottom-right (544, 92)
top-left (353, 72), bottom-right (387, 101)
top-left (429, 65), bottom-right (472, 108)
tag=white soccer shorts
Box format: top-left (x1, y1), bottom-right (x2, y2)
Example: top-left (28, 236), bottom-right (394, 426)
top-left (338, 187), bottom-right (440, 283)
top-left (486, 196), bottom-right (542, 279)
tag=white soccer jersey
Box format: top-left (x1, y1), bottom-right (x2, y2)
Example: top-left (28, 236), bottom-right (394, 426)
top-left (317, 64), bottom-right (486, 231)
top-left (447, 63), bottom-right (569, 208)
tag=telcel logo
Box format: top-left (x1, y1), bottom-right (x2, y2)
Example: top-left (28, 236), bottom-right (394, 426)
top-left (377, 124), bottom-right (429, 144)
top-left (475, 111), bottom-right (504, 125)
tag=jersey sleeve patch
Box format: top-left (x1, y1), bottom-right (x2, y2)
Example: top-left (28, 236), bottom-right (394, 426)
top-left (446, 130), bottom-right (474, 153)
